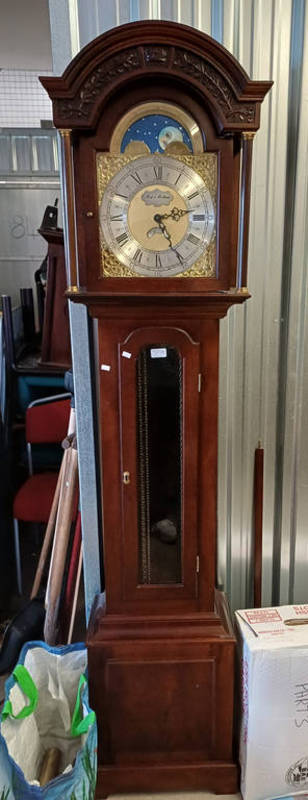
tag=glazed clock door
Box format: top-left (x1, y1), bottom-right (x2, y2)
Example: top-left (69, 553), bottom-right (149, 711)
top-left (99, 322), bottom-right (201, 613)
top-left (119, 327), bottom-right (200, 608)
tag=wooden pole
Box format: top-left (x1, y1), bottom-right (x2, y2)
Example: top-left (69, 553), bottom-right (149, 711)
top-left (59, 511), bottom-right (82, 641)
top-left (44, 441), bottom-right (78, 645)
top-left (30, 455), bottom-right (66, 599)
top-left (67, 545), bottom-right (83, 644)
top-left (253, 442), bottom-right (264, 607)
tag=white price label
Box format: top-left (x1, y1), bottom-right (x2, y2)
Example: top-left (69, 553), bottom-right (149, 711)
top-left (150, 348), bottom-right (167, 359)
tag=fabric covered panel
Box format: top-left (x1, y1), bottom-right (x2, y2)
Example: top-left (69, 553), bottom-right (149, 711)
top-left (13, 473), bottom-right (59, 521)
top-left (26, 398), bottom-right (70, 444)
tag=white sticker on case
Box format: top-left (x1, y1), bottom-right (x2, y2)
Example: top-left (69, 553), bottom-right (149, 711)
top-left (122, 351), bottom-right (132, 359)
top-left (150, 348), bottom-right (167, 359)
top-left (100, 364), bottom-right (111, 371)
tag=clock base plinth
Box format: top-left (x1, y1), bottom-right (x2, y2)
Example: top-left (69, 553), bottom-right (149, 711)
top-left (87, 594), bottom-right (238, 798)
top-left (96, 760), bottom-right (238, 798)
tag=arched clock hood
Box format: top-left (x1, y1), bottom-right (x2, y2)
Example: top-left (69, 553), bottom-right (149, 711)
top-left (41, 20), bottom-right (272, 134)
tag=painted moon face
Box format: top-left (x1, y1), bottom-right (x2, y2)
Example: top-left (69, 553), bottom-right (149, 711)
top-left (158, 126), bottom-right (183, 150)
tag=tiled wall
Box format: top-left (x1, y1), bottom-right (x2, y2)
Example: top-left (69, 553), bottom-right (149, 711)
top-left (0, 69), bottom-right (53, 128)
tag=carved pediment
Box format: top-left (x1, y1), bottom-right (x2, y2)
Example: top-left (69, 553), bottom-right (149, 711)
top-left (173, 49), bottom-right (255, 124)
top-left (57, 49), bottom-right (141, 121)
top-left (41, 21), bottom-right (272, 134)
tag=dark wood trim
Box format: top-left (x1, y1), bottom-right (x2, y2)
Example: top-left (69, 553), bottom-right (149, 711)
top-left (66, 290), bottom-right (250, 317)
top-left (214, 588), bottom-right (235, 636)
top-left (95, 760), bottom-right (238, 796)
top-left (88, 604), bottom-right (237, 643)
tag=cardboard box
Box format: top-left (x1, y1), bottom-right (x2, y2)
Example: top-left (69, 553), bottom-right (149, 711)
top-left (236, 604), bottom-right (308, 800)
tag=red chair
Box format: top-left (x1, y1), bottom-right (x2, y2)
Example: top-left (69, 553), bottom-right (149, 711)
top-left (13, 393), bottom-right (71, 594)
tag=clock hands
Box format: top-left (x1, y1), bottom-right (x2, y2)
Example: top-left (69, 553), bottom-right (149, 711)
top-left (152, 207), bottom-right (189, 248)
top-left (155, 207), bottom-right (190, 223)
top-left (152, 215), bottom-right (185, 267)
top-left (153, 214), bottom-right (173, 248)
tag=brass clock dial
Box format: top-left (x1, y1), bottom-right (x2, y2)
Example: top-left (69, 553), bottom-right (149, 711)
top-left (98, 154), bottom-right (216, 277)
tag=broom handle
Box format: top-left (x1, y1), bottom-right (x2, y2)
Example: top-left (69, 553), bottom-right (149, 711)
top-left (44, 444), bottom-right (78, 645)
top-left (67, 544), bottom-right (83, 644)
top-left (44, 444), bottom-right (71, 609)
top-left (30, 454), bottom-right (67, 599)
top-left (31, 406), bottom-right (76, 600)
top-left (45, 444), bottom-right (78, 604)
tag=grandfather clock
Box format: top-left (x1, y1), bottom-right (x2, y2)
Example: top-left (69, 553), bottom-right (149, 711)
top-left (41, 21), bottom-right (271, 796)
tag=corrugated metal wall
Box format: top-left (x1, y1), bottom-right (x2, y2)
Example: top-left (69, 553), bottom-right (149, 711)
top-left (49, 0), bottom-right (308, 612)
top-left (0, 130), bottom-right (60, 308)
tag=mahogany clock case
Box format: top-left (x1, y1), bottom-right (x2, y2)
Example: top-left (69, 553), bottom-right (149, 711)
top-left (40, 20), bottom-right (272, 797)
top-left (88, 312), bottom-right (239, 796)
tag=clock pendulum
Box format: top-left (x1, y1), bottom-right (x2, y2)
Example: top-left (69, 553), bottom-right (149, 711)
top-left (41, 20), bottom-right (272, 796)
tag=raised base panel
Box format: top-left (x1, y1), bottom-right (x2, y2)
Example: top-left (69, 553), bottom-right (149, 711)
top-left (96, 761), bottom-right (239, 797)
top-left (88, 597), bottom-right (237, 797)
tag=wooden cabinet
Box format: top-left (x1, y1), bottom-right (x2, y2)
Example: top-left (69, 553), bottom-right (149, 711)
top-left (90, 615), bottom-right (236, 792)
top-left (87, 311), bottom-right (239, 794)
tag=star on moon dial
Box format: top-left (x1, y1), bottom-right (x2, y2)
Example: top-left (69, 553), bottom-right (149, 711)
top-left (99, 155), bottom-right (215, 277)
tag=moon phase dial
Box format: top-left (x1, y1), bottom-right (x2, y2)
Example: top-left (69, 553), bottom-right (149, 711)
top-left (97, 153), bottom-right (217, 278)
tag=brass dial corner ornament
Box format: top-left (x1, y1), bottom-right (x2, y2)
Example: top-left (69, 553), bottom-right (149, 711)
top-left (97, 152), bottom-right (217, 278)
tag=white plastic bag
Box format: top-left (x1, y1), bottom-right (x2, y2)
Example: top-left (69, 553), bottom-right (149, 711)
top-left (0, 641), bottom-right (97, 800)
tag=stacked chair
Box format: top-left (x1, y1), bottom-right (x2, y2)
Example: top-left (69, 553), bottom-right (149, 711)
top-left (12, 393), bottom-right (71, 594)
